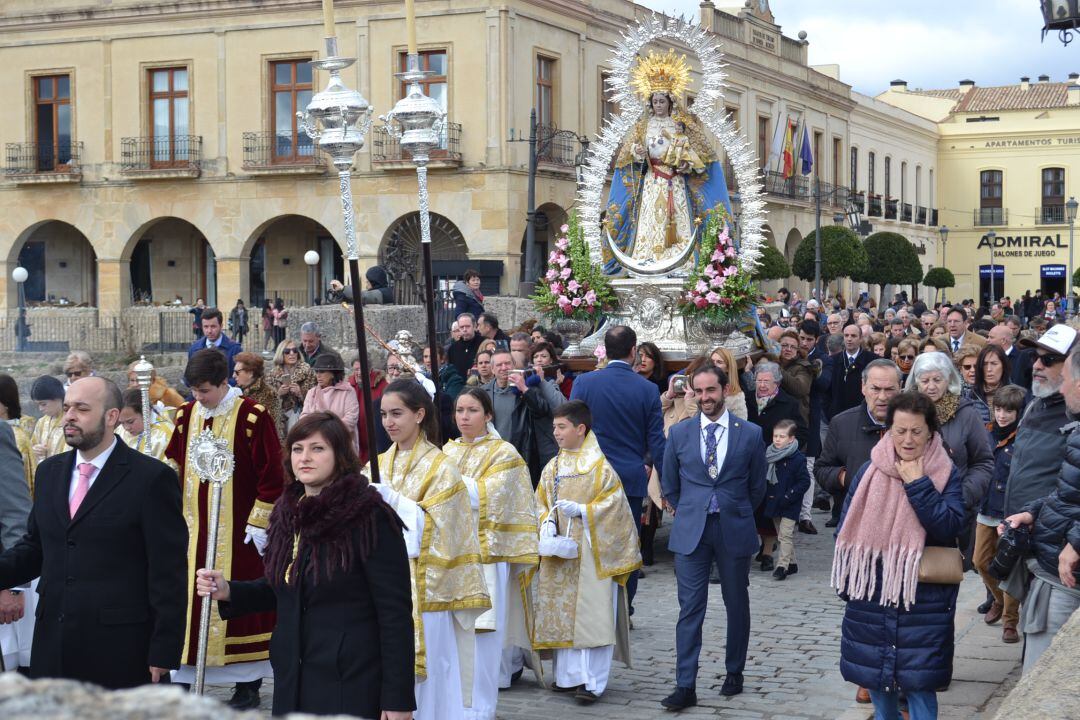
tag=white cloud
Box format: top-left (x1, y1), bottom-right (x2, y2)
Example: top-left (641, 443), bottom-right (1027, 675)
top-left (635, 0), bottom-right (1078, 94)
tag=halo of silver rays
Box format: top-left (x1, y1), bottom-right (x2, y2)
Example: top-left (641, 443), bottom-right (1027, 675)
top-left (577, 13), bottom-right (766, 276)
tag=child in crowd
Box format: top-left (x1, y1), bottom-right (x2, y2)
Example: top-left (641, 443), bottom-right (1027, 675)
top-left (761, 418), bottom-right (810, 581)
top-left (974, 384), bottom-right (1026, 644)
top-left (528, 400), bottom-right (642, 705)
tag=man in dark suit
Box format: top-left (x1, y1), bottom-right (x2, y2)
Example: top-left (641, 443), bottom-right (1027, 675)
top-left (828, 323), bottom-right (875, 420)
top-left (187, 306), bottom-right (242, 379)
top-left (659, 365), bottom-right (766, 709)
top-left (0, 377), bottom-right (188, 688)
top-left (570, 325), bottom-right (665, 612)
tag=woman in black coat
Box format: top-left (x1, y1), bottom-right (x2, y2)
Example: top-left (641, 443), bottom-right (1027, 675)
top-left (197, 412), bottom-right (415, 719)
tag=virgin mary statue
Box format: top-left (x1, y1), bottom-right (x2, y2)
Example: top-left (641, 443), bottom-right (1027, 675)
top-left (604, 49), bottom-right (734, 274)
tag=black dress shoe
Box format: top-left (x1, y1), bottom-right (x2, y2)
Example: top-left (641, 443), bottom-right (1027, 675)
top-left (720, 673), bottom-right (744, 696)
top-left (825, 518), bottom-right (839, 528)
top-left (574, 688), bottom-right (600, 704)
top-left (977, 598), bottom-right (995, 615)
top-left (798, 519), bottom-right (818, 535)
top-left (813, 496), bottom-right (832, 511)
top-left (772, 566), bottom-right (787, 580)
top-left (709, 564), bottom-right (722, 584)
top-left (227, 680), bottom-right (262, 710)
top-left (787, 563), bottom-right (798, 575)
top-left (511, 667), bottom-right (523, 684)
top-left (760, 556), bottom-right (774, 571)
top-left (660, 686), bottom-right (698, 710)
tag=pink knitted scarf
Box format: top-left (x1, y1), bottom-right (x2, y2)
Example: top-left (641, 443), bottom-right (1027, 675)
top-left (830, 432), bottom-right (953, 610)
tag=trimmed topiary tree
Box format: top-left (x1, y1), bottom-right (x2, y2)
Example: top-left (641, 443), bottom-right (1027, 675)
top-left (792, 226), bottom-right (868, 294)
top-left (752, 243), bottom-right (791, 282)
top-left (853, 231), bottom-right (924, 306)
top-left (923, 266), bottom-right (956, 304)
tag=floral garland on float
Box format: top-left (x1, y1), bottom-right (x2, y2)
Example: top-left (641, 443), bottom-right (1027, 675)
top-left (677, 213), bottom-right (758, 346)
top-left (531, 212), bottom-right (618, 356)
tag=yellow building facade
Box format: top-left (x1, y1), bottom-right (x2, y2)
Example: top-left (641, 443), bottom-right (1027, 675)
top-left (880, 76), bottom-right (1080, 304)
top-left (0, 0), bottom-right (943, 314)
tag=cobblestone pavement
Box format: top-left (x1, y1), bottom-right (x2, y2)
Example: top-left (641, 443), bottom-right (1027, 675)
top-left (207, 508), bottom-right (1022, 719)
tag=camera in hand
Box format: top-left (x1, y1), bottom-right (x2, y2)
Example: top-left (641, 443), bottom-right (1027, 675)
top-left (989, 524), bottom-right (1032, 581)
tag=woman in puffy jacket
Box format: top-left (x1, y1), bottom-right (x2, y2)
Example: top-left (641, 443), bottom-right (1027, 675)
top-left (834, 391), bottom-right (965, 720)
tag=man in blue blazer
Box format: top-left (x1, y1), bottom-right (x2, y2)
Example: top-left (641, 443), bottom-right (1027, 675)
top-left (659, 364), bottom-right (766, 710)
top-left (186, 307), bottom-right (242, 382)
top-left (570, 325), bottom-right (665, 612)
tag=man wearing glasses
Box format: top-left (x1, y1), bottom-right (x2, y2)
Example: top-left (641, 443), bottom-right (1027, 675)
top-left (1004, 324), bottom-right (1077, 517)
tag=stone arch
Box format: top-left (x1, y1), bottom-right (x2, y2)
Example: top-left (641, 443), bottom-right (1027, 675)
top-left (124, 217), bottom-right (217, 306)
top-left (518, 203), bottom-right (569, 283)
top-left (9, 220), bottom-right (97, 305)
top-left (245, 214), bottom-right (342, 308)
top-left (378, 212), bottom-right (469, 304)
top-left (782, 227), bottom-right (802, 267)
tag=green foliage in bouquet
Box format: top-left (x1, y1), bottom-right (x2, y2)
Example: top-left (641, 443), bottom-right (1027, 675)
top-left (531, 212), bottom-right (618, 322)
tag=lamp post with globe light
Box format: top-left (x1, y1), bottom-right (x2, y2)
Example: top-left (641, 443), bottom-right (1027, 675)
top-left (304, 250), bottom-right (320, 306)
top-left (12, 266), bottom-right (28, 352)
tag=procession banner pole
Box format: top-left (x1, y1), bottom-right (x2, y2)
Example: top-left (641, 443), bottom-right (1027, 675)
top-left (190, 429), bottom-right (235, 695)
top-left (298, 0), bottom-right (380, 479)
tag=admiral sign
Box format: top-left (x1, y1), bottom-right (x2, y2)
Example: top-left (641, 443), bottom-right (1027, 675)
top-left (977, 233), bottom-right (1067, 258)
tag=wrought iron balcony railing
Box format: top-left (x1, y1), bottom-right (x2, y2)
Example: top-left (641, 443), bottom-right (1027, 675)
top-left (535, 123), bottom-right (578, 167)
top-left (5, 141), bottom-right (83, 175)
top-left (121, 135), bottom-right (201, 173)
top-left (884, 198), bottom-right (898, 220)
top-left (974, 207), bottom-right (1006, 226)
top-left (916, 206), bottom-right (927, 225)
top-left (1037, 205), bottom-right (1066, 225)
top-left (901, 203), bottom-right (913, 222)
top-left (372, 121), bottom-right (462, 164)
top-left (242, 132), bottom-right (320, 169)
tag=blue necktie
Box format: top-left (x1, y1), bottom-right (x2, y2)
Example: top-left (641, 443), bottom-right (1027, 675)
top-left (706, 423), bottom-right (722, 513)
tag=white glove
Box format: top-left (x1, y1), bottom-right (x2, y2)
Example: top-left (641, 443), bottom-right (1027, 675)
top-left (462, 476), bottom-right (480, 510)
top-left (555, 499), bottom-right (584, 518)
top-left (374, 484), bottom-right (423, 559)
top-left (243, 525), bottom-right (269, 556)
top-left (539, 518), bottom-right (558, 538)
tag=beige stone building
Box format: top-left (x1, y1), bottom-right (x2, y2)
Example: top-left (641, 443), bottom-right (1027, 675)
top-left (880, 76), bottom-right (1080, 305)
top-left (0, 0), bottom-right (943, 316)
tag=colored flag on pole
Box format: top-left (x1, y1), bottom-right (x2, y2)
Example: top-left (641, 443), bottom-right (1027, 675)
top-left (799, 120), bottom-right (814, 176)
top-left (781, 120), bottom-right (796, 179)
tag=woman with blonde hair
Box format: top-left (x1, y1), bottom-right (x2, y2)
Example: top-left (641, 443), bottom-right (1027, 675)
top-left (708, 345), bottom-right (748, 419)
top-left (863, 332), bottom-right (887, 359)
top-left (267, 338), bottom-right (317, 436)
top-left (953, 345), bottom-right (981, 393)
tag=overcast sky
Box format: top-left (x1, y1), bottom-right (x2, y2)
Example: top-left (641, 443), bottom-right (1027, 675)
top-left (635, 0), bottom-right (1078, 95)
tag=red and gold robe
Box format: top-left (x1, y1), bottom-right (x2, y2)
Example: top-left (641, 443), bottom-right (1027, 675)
top-left (165, 392), bottom-right (284, 667)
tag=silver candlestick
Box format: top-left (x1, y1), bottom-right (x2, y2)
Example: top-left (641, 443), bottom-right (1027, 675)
top-left (189, 428), bottom-right (235, 696)
top-left (381, 54), bottom-right (447, 418)
top-left (297, 33), bottom-right (383, 481)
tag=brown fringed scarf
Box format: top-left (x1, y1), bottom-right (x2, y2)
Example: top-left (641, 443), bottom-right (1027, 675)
top-left (264, 473), bottom-right (403, 587)
top-left (830, 432), bottom-right (953, 610)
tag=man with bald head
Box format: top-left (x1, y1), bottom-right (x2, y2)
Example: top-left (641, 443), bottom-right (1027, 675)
top-left (988, 322), bottom-right (1030, 388)
top-left (0, 377), bottom-right (188, 689)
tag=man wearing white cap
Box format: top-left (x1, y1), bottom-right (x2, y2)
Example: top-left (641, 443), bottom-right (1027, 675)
top-left (1004, 323), bottom-right (1078, 516)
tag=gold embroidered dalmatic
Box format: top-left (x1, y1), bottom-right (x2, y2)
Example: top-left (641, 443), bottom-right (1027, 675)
top-left (30, 413), bottom-right (65, 462)
top-left (526, 432), bottom-right (642, 654)
top-left (119, 412), bottom-right (176, 466)
top-left (5, 418), bottom-right (36, 496)
top-left (373, 439), bottom-right (490, 681)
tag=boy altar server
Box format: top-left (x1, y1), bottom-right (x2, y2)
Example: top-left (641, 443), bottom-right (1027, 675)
top-left (527, 400), bottom-right (642, 705)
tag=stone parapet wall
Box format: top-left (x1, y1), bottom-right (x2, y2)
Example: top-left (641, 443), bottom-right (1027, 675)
top-left (992, 606), bottom-right (1080, 718)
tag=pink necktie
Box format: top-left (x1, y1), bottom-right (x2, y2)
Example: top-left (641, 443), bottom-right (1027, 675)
top-left (70, 462), bottom-right (94, 518)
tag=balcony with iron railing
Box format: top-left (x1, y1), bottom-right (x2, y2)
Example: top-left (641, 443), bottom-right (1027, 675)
top-left (901, 203), bottom-right (913, 223)
top-left (121, 135), bottom-right (201, 178)
top-left (884, 198), bottom-right (898, 220)
top-left (974, 207), bottom-right (1006, 226)
top-left (1037, 204), bottom-right (1066, 225)
top-left (372, 121), bottom-right (462, 168)
top-left (916, 206), bottom-right (927, 225)
top-left (763, 172), bottom-right (848, 207)
top-left (867, 195), bottom-right (883, 217)
top-left (536, 123), bottom-right (579, 169)
top-left (930, 208), bottom-right (939, 226)
top-left (5, 141), bottom-right (83, 183)
top-left (242, 132), bottom-right (324, 174)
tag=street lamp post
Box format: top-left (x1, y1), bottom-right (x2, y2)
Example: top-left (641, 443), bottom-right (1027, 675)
top-left (986, 230), bottom-right (997, 306)
top-left (304, 250), bottom-right (320, 306)
top-left (11, 266), bottom-right (28, 352)
top-left (297, 0), bottom-right (381, 482)
top-left (938, 225), bottom-right (949, 269)
top-left (1067, 197), bottom-right (1078, 317)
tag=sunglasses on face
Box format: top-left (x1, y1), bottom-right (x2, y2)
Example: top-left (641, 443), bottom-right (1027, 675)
top-left (898, 354), bottom-right (916, 361)
top-left (1035, 352), bottom-right (1066, 366)
top-left (283, 348), bottom-right (299, 355)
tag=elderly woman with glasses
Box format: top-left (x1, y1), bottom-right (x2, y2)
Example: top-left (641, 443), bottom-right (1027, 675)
top-left (895, 338), bottom-right (920, 384)
top-left (905, 352), bottom-right (994, 515)
top-left (268, 339), bottom-right (317, 436)
top-left (62, 351), bottom-right (95, 388)
top-left (234, 351), bottom-right (283, 433)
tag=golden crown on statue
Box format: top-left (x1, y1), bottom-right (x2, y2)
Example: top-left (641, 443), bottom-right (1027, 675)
top-left (630, 48), bottom-right (691, 101)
